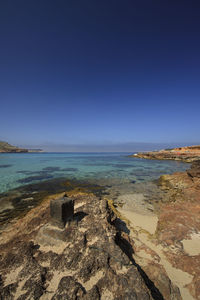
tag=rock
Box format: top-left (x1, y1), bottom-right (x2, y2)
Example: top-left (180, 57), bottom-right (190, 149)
top-left (0, 193), bottom-right (154, 299)
top-left (50, 195), bottom-right (74, 228)
top-left (130, 145), bottom-right (200, 162)
top-left (187, 160), bottom-right (200, 178)
top-left (155, 161), bottom-right (200, 299)
top-left (52, 276), bottom-right (86, 299)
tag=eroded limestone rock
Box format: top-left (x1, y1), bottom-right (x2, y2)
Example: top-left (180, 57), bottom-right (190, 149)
top-left (0, 193), bottom-right (155, 299)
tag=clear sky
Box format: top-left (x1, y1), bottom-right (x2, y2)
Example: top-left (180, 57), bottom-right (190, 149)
top-left (0, 1), bottom-right (200, 151)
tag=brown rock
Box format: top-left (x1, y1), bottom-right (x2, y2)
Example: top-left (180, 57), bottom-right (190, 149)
top-left (131, 145), bottom-right (200, 162)
top-left (187, 160), bottom-right (200, 178)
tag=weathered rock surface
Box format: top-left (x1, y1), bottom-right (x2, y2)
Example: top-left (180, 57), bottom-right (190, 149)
top-left (131, 145), bottom-right (200, 162)
top-left (0, 178), bottom-right (106, 228)
top-left (1, 162), bottom-right (199, 299)
top-left (187, 160), bottom-right (200, 178)
top-left (111, 161), bottom-right (200, 300)
top-left (0, 192), bottom-right (156, 299)
top-left (156, 161), bottom-right (200, 299)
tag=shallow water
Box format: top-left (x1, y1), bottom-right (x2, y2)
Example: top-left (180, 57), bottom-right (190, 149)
top-left (0, 152), bottom-right (189, 194)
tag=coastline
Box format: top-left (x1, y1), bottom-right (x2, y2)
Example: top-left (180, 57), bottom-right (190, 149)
top-left (0, 141), bottom-right (43, 153)
top-left (0, 187), bottom-right (155, 299)
top-left (0, 178), bottom-right (105, 228)
top-left (111, 161), bottom-right (200, 300)
top-left (0, 158), bottom-right (199, 299)
top-left (130, 145), bottom-right (200, 163)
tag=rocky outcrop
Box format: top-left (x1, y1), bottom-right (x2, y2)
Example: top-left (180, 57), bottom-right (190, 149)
top-left (156, 161), bottom-right (200, 299)
top-left (187, 160), bottom-right (200, 178)
top-left (111, 161), bottom-right (200, 300)
top-left (1, 162), bottom-right (199, 299)
top-left (131, 145), bottom-right (200, 162)
top-left (0, 191), bottom-right (157, 299)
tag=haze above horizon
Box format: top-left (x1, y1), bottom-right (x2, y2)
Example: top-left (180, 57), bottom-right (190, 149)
top-left (1, 1), bottom-right (200, 152)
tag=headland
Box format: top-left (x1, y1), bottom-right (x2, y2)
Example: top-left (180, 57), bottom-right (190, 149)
top-left (131, 145), bottom-right (200, 162)
top-left (0, 141), bottom-right (42, 153)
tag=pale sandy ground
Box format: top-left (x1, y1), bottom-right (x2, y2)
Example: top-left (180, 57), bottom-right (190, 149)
top-left (117, 193), bottom-right (196, 300)
top-left (117, 193), bottom-right (158, 235)
top-left (182, 233), bottom-right (200, 256)
top-left (118, 208), bottom-right (158, 235)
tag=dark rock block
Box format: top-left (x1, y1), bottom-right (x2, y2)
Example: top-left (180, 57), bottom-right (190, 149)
top-left (50, 196), bottom-right (74, 228)
top-left (0, 164), bottom-right (12, 168)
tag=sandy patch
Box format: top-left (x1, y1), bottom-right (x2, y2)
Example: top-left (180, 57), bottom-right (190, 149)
top-left (87, 236), bottom-right (99, 246)
top-left (75, 201), bottom-right (86, 209)
top-left (38, 243), bottom-right (68, 254)
top-left (182, 232), bottom-right (200, 256)
top-left (117, 193), bottom-right (154, 215)
top-left (118, 207), bottom-right (158, 235)
top-left (4, 265), bottom-right (23, 286)
top-left (116, 265), bottom-right (128, 275)
top-left (40, 270), bottom-right (76, 300)
top-left (101, 289), bottom-right (114, 300)
top-left (136, 249), bottom-right (155, 261)
top-left (117, 205), bottom-right (195, 300)
top-left (14, 277), bottom-right (30, 300)
top-left (81, 270), bottom-right (104, 291)
top-left (79, 227), bottom-right (87, 233)
top-left (131, 232), bottom-right (195, 300)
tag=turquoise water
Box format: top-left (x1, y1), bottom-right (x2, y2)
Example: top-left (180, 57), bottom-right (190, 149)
top-left (0, 152), bottom-right (189, 194)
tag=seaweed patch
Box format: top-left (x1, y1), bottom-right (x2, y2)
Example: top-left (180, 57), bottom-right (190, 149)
top-left (113, 164), bottom-right (134, 168)
top-left (0, 164), bottom-right (12, 168)
top-left (61, 167), bottom-right (78, 171)
top-left (42, 166), bottom-right (61, 172)
top-left (17, 175), bottom-right (54, 183)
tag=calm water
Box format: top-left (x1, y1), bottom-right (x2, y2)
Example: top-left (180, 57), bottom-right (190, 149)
top-left (0, 152), bottom-right (189, 194)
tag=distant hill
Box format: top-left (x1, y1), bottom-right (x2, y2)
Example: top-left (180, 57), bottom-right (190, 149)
top-left (0, 141), bottom-right (42, 153)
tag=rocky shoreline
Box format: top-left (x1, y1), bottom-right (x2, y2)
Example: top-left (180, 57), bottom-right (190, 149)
top-left (116, 161), bottom-right (200, 300)
top-left (130, 145), bottom-right (200, 163)
top-left (0, 189), bottom-right (156, 299)
top-left (0, 162), bottom-right (199, 299)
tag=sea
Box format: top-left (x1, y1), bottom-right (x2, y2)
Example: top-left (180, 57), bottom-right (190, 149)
top-left (0, 152), bottom-right (189, 195)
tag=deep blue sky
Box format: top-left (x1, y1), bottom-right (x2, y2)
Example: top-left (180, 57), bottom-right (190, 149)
top-left (0, 1), bottom-right (200, 151)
